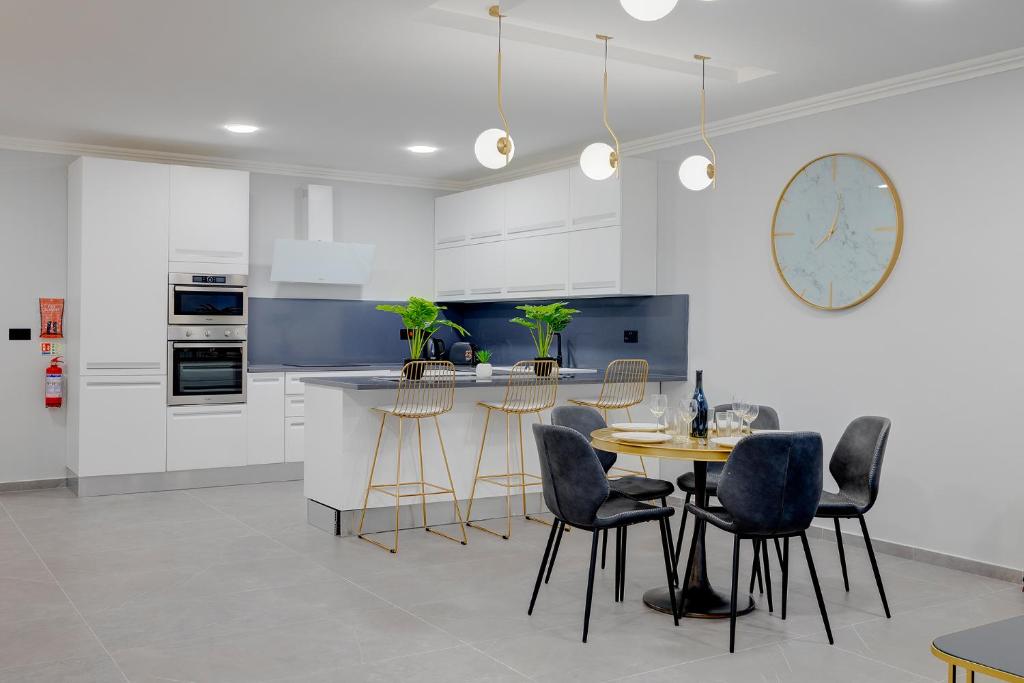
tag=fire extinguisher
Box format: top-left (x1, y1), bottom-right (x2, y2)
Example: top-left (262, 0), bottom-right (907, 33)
top-left (45, 356), bottom-right (63, 408)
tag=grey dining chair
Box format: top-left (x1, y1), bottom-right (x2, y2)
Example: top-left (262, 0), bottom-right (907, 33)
top-left (528, 423), bottom-right (679, 643)
top-left (814, 416), bottom-right (893, 618)
top-left (678, 431), bottom-right (833, 652)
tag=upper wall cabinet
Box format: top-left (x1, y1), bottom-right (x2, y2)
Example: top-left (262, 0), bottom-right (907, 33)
top-left (503, 170), bottom-right (569, 239)
top-left (570, 167), bottom-right (623, 230)
top-left (435, 184), bottom-right (504, 247)
top-left (169, 166), bottom-right (250, 270)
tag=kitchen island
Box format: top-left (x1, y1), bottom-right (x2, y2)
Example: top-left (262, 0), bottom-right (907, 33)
top-left (302, 368), bottom-right (686, 536)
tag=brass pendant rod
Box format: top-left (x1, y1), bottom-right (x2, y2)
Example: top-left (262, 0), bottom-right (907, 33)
top-left (494, 7), bottom-right (511, 161)
top-left (599, 35), bottom-right (620, 174)
top-left (698, 56), bottom-right (717, 188)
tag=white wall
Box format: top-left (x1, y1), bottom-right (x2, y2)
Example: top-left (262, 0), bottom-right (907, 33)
top-left (0, 150), bottom-right (73, 484)
top-left (248, 174), bottom-right (439, 301)
top-left (655, 67), bottom-right (1024, 570)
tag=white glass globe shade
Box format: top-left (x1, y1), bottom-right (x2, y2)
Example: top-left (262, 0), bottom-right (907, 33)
top-left (579, 142), bottom-right (617, 181)
top-left (474, 128), bottom-right (515, 169)
top-left (620, 0), bottom-right (679, 22)
top-left (679, 155), bottom-right (714, 191)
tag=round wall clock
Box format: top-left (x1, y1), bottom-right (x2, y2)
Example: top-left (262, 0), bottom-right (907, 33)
top-left (771, 153), bottom-right (903, 311)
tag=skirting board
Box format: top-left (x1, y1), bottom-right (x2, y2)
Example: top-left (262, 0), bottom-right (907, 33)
top-left (669, 496), bottom-right (1020, 584)
top-left (68, 462), bottom-right (303, 497)
top-left (0, 477), bottom-right (67, 493)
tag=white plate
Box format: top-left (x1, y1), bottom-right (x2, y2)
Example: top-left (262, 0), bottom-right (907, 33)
top-left (751, 429), bottom-right (794, 434)
top-left (611, 431), bottom-right (673, 444)
top-left (610, 422), bottom-right (664, 432)
top-left (711, 436), bottom-right (743, 448)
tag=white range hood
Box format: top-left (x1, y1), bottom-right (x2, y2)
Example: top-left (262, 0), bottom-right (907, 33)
top-left (270, 184), bottom-right (376, 285)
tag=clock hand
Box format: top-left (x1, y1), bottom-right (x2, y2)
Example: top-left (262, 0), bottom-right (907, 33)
top-left (814, 194), bottom-right (843, 249)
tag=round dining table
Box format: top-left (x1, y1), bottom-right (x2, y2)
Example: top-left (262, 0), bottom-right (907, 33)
top-left (590, 427), bottom-right (755, 619)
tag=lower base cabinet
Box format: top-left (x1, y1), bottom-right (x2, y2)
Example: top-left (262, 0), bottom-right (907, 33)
top-left (247, 373), bottom-right (285, 465)
top-left (167, 404), bottom-right (248, 471)
top-left (285, 416), bottom-right (305, 463)
top-left (77, 376), bottom-right (167, 477)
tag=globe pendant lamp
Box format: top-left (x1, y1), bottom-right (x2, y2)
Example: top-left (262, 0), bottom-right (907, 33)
top-left (620, 0), bottom-right (678, 22)
top-left (475, 6), bottom-right (514, 170)
top-left (679, 55), bottom-right (717, 191)
top-left (579, 35), bottom-right (620, 181)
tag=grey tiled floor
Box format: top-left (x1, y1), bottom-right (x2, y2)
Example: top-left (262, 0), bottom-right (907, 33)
top-left (0, 482), bottom-right (1018, 682)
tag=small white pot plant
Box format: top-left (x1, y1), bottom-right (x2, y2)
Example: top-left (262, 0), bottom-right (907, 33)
top-left (376, 297), bottom-right (469, 379)
top-left (475, 349), bottom-right (493, 378)
top-left (510, 301), bottom-right (579, 375)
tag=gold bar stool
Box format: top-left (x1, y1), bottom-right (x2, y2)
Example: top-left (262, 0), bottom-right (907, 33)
top-left (465, 359), bottom-right (559, 539)
top-left (569, 358), bottom-right (650, 477)
top-left (357, 361), bottom-right (468, 554)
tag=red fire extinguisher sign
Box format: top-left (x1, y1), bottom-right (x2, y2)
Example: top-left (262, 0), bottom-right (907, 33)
top-left (45, 357), bottom-right (63, 408)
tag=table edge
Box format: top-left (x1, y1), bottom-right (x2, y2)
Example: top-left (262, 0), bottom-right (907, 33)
top-left (930, 642), bottom-right (1024, 682)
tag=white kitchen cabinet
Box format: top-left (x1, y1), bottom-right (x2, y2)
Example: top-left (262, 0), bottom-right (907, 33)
top-left (69, 157), bottom-right (169, 375)
top-left (434, 184), bottom-right (504, 247)
top-left (284, 394), bottom-right (305, 416)
top-left (504, 169), bottom-right (569, 239)
top-left (169, 165), bottom-right (250, 269)
top-left (434, 246), bottom-right (467, 301)
top-left (167, 404), bottom-right (248, 471)
top-left (504, 232), bottom-right (568, 297)
top-left (465, 241), bottom-right (505, 298)
top-left (76, 376), bottom-right (167, 477)
top-left (570, 167), bottom-right (623, 230)
top-left (569, 226), bottom-right (622, 295)
top-left (285, 416), bottom-right (305, 463)
top-left (246, 373), bottom-right (285, 465)
top-left (285, 370), bottom-right (391, 396)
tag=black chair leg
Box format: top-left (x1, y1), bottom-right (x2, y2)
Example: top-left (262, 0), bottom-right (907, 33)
top-left (620, 526), bottom-right (628, 602)
top-left (583, 530), bottom-right (599, 643)
top-left (749, 539), bottom-right (764, 594)
top-left (761, 538), bottom-right (774, 613)
top-left (544, 521), bottom-right (564, 584)
top-left (601, 529), bottom-right (608, 570)
top-left (834, 518), bottom-right (850, 592)
top-left (613, 527), bottom-right (621, 602)
top-left (672, 493), bottom-right (692, 575)
top-left (800, 531), bottom-right (834, 644)
top-left (676, 518), bottom-right (702, 619)
top-left (529, 521), bottom-right (559, 615)
top-left (859, 515), bottom-right (891, 618)
top-left (781, 536), bottom-right (790, 620)
top-left (729, 534), bottom-right (741, 653)
top-left (774, 537), bottom-right (783, 567)
top-left (658, 518), bottom-right (680, 626)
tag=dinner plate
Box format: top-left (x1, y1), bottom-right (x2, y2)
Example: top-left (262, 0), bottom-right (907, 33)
top-left (751, 429), bottom-right (794, 434)
top-left (611, 431), bottom-right (673, 444)
top-left (711, 436), bottom-right (743, 448)
top-left (609, 422), bottom-right (664, 432)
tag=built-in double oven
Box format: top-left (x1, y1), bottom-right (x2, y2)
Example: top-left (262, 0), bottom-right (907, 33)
top-left (167, 274), bottom-right (248, 406)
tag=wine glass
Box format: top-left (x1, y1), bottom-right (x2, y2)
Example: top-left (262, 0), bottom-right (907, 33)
top-left (680, 398), bottom-right (697, 443)
top-left (733, 398), bottom-right (749, 431)
top-left (649, 394), bottom-right (668, 429)
top-left (745, 404), bottom-right (760, 434)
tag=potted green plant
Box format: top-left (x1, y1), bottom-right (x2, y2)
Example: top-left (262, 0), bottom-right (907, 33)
top-left (376, 297), bottom-right (469, 379)
top-left (510, 302), bottom-right (579, 375)
top-left (475, 349), bottom-right (493, 379)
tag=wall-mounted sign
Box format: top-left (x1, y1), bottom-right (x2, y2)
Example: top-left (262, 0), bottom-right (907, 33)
top-left (39, 298), bottom-right (64, 338)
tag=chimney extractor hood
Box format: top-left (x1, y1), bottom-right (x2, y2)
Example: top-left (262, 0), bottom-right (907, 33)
top-left (270, 184), bottom-right (376, 285)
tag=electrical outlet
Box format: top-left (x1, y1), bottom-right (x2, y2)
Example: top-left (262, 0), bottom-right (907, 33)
top-left (399, 329), bottom-right (409, 340)
top-left (624, 330), bottom-right (638, 344)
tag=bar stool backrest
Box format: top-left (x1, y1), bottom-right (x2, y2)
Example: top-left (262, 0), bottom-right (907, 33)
top-left (595, 359), bottom-right (649, 409)
top-left (391, 361), bottom-right (456, 417)
top-left (498, 359), bottom-right (559, 413)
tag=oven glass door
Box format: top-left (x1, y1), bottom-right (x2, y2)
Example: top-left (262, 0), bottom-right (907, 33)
top-left (169, 287), bottom-right (247, 325)
top-left (168, 342), bottom-right (246, 405)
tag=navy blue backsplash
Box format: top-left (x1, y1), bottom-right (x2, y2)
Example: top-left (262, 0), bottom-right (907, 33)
top-left (249, 295), bottom-right (688, 375)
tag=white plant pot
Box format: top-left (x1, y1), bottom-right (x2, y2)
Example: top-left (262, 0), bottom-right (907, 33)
top-left (475, 363), bottom-right (493, 379)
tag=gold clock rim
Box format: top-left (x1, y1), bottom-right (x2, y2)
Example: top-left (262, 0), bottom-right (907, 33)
top-left (770, 152), bottom-right (904, 312)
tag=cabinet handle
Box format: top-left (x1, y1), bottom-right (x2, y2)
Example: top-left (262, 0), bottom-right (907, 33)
top-left (85, 380), bottom-right (162, 388)
top-left (289, 421), bottom-right (305, 428)
top-left (436, 289), bottom-right (464, 296)
top-left (572, 280), bottom-right (618, 290)
top-left (251, 377), bottom-right (282, 384)
top-left (507, 220), bottom-right (565, 235)
top-left (573, 212), bottom-right (617, 225)
top-left (469, 230), bottom-right (502, 239)
top-left (507, 283), bottom-right (564, 293)
top-left (86, 362), bottom-right (161, 370)
top-left (173, 248), bottom-right (244, 258)
top-left (436, 236), bottom-right (465, 245)
top-left (171, 409), bottom-right (244, 418)
top-left (469, 287), bottom-right (502, 294)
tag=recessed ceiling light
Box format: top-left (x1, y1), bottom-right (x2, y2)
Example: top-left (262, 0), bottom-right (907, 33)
top-left (407, 145), bottom-right (438, 154)
top-left (223, 123), bottom-right (259, 134)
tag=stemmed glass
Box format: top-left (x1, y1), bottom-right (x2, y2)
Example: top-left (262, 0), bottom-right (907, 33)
top-left (732, 399), bottom-right (749, 434)
top-left (649, 394), bottom-right (669, 429)
top-left (744, 404), bottom-right (760, 434)
top-left (679, 398), bottom-right (697, 443)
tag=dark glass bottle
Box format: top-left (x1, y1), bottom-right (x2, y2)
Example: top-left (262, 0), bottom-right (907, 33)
top-left (691, 369), bottom-right (709, 439)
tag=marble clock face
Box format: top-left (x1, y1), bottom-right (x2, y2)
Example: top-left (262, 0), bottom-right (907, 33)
top-left (771, 154), bottom-right (903, 310)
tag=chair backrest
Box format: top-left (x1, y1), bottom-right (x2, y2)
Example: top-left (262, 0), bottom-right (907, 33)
top-left (712, 403), bottom-right (781, 430)
top-left (390, 361), bottom-right (456, 417)
top-left (497, 360), bottom-right (559, 413)
top-left (595, 359), bottom-right (649, 409)
top-left (532, 423), bottom-right (610, 527)
top-left (717, 432), bottom-right (823, 535)
top-left (829, 416), bottom-right (891, 513)
top-left (551, 405), bottom-right (617, 473)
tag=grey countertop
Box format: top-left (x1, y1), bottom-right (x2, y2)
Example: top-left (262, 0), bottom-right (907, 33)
top-left (248, 363), bottom-right (400, 373)
top-left (299, 371), bottom-right (686, 391)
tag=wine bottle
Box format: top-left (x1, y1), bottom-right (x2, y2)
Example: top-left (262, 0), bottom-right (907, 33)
top-left (691, 369), bottom-right (709, 439)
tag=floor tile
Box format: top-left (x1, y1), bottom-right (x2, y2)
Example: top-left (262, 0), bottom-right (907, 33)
top-left (0, 655), bottom-right (125, 683)
top-left (0, 576), bottom-right (76, 625)
top-left (0, 614), bottom-right (105, 671)
top-left (276, 645), bottom-right (528, 682)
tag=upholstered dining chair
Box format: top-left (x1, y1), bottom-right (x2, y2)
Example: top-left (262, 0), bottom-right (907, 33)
top-left (814, 416), bottom-right (893, 618)
top-left (678, 432), bottom-right (833, 653)
top-left (528, 423), bottom-right (679, 643)
top-left (550, 405), bottom-right (674, 589)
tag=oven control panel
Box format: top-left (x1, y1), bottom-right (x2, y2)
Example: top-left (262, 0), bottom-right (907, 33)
top-left (168, 325), bottom-right (247, 341)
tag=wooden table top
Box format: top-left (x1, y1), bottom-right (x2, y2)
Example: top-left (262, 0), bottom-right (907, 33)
top-left (590, 427), bottom-right (732, 463)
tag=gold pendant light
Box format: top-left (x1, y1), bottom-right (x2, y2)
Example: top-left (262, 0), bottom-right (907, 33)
top-left (474, 5), bottom-right (515, 170)
top-left (679, 55), bottom-right (717, 191)
top-left (579, 35), bottom-right (620, 181)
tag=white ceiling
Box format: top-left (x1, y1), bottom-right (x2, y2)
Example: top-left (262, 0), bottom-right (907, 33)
top-left (0, 0), bottom-right (1022, 185)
